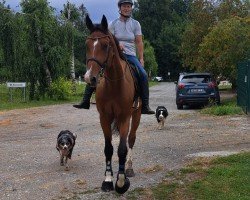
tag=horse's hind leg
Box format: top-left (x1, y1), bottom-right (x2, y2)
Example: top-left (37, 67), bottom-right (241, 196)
top-left (126, 110), bottom-right (141, 177)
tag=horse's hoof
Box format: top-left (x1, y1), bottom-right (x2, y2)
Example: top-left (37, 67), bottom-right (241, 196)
top-left (115, 178), bottom-right (130, 194)
top-left (101, 181), bottom-right (114, 192)
top-left (126, 168), bottom-right (135, 177)
top-left (65, 166), bottom-right (69, 171)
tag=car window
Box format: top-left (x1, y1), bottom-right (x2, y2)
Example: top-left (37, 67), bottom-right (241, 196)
top-left (181, 75), bottom-right (212, 83)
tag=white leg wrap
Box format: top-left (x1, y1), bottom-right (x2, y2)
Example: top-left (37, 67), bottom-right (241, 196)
top-left (105, 171), bottom-right (113, 182)
top-left (117, 174), bottom-right (125, 187)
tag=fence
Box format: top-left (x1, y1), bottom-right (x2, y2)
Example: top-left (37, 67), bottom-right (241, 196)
top-left (237, 60), bottom-right (250, 114)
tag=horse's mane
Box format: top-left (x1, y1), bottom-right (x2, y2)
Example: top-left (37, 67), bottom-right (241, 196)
top-left (111, 34), bottom-right (126, 60)
top-left (90, 24), bottom-right (125, 61)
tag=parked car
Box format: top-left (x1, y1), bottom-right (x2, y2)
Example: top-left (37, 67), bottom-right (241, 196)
top-left (152, 76), bottom-right (163, 82)
top-left (175, 73), bottom-right (220, 109)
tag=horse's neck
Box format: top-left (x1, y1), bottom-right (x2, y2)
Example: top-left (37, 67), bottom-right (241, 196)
top-left (105, 51), bottom-right (126, 80)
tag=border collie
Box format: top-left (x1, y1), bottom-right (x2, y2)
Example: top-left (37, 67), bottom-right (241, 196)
top-left (155, 106), bottom-right (168, 129)
top-left (56, 130), bottom-right (77, 170)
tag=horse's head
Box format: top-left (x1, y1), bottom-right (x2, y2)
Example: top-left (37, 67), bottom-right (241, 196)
top-left (84, 15), bottom-right (113, 87)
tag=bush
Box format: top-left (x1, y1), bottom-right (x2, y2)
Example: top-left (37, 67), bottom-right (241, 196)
top-left (201, 98), bottom-right (244, 116)
top-left (47, 77), bottom-right (73, 100)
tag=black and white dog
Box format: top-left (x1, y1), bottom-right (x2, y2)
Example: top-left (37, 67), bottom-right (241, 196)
top-left (56, 130), bottom-right (77, 170)
top-left (155, 106), bottom-right (168, 129)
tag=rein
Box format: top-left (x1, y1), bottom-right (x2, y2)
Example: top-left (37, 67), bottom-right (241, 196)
top-left (86, 34), bottom-right (127, 82)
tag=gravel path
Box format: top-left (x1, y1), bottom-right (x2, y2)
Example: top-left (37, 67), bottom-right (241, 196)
top-left (0, 82), bottom-right (249, 200)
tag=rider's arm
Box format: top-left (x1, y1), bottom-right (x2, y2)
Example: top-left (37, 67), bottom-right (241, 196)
top-left (135, 35), bottom-right (144, 66)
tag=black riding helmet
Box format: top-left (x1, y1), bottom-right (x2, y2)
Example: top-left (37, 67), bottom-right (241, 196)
top-left (118, 0), bottom-right (133, 7)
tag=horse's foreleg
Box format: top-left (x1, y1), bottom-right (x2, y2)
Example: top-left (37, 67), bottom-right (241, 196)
top-left (101, 138), bottom-right (114, 191)
top-left (100, 116), bottom-right (114, 192)
top-left (115, 136), bottom-right (130, 194)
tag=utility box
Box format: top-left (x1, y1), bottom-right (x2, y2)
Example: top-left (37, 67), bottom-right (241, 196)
top-left (237, 60), bottom-right (250, 114)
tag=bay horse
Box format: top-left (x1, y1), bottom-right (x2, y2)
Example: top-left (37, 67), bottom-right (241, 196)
top-left (84, 15), bottom-right (142, 194)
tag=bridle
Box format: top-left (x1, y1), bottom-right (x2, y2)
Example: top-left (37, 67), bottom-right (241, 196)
top-left (86, 35), bottom-right (112, 73)
top-left (86, 33), bottom-right (126, 82)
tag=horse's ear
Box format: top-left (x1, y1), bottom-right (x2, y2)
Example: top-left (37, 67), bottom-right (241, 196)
top-left (101, 15), bottom-right (108, 32)
top-left (86, 14), bottom-right (94, 32)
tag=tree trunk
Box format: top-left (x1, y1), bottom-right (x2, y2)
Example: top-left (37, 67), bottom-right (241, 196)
top-left (36, 29), bottom-right (52, 87)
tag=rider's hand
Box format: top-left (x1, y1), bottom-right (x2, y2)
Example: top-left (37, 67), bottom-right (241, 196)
top-left (119, 43), bottom-right (124, 51)
top-left (139, 58), bottom-right (144, 67)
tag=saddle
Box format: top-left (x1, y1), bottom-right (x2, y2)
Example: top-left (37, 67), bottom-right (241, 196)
top-left (126, 61), bottom-right (141, 109)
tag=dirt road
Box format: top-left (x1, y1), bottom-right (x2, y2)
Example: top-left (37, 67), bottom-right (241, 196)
top-left (0, 82), bottom-right (249, 200)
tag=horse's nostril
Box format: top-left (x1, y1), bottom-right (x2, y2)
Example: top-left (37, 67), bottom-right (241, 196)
top-left (91, 77), bottom-right (96, 85)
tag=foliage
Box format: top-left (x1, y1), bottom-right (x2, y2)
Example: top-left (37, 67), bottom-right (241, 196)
top-left (0, 0), bottom-right (88, 101)
top-left (180, 0), bottom-right (215, 70)
top-left (47, 77), bottom-right (73, 100)
top-left (134, 0), bottom-right (189, 80)
top-left (180, 0), bottom-right (249, 87)
top-left (201, 96), bottom-right (244, 115)
top-left (143, 40), bottom-right (158, 77)
top-left (0, 82), bottom-right (85, 111)
top-left (197, 17), bottom-right (250, 86)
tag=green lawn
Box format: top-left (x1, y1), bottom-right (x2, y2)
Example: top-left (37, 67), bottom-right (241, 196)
top-left (0, 83), bottom-right (85, 111)
top-left (126, 152), bottom-right (250, 200)
top-left (0, 81), bottom-right (157, 111)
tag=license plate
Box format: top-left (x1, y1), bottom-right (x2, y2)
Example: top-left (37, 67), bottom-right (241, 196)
top-left (190, 89), bottom-right (204, 93)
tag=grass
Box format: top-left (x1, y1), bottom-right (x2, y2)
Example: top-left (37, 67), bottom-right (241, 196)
top-left (201, 96), bottom-right (244, 116)
top-left (0, 81), bottom-right (157, 111)
top-left (126, 152), bottom-right (250, 200)
top-left (0, 83), bottom-right (85, 111)
top-left (200, 85), bottom-right (244, 116)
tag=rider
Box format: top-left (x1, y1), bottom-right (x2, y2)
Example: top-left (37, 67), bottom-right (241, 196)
top-left (73, 0), bottom-right (155, 115)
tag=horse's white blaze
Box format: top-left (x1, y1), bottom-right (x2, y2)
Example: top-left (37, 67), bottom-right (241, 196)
top-left (93, 39), bottom-right (98, 56)
top-left (117, 174), bottom-right (125, 187)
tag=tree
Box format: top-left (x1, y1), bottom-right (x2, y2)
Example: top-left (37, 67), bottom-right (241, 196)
top-left (134, 0), bottom-right (189, 79)
top-left (196, 17), bottom-right (250, 88)
top-left (180, 0), bottom-right (215, 70)
top-left (21, 0), bottom-right (55, 89)
top-left (143, 40), bottom-right (158, 78)
top-left (60, 2), bottom-right (88, 82)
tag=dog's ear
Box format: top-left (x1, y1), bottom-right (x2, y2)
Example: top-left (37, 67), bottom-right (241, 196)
top-left (73, 134), bottom-right (77, 140)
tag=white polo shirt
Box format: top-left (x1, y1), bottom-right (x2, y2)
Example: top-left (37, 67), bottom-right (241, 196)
top-left (109, 17), bottom-right (142, 56)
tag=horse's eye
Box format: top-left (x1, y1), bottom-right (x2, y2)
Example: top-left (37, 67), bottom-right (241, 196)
top-left (102, 43), bottom-right (108, 50)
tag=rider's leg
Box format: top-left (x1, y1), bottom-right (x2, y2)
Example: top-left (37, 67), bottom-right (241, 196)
top-left (124, 54), bottom-right (155, 115)
top-left (73, 84), bottom-right (95, 109)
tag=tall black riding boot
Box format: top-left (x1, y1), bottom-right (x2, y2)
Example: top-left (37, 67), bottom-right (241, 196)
top-left (140, 81), bottom-right (155, 115)
top-left (73, 84), bottom-right (95, 109)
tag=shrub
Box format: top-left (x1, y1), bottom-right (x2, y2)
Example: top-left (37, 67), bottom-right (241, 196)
top-left (47, 77), bottom-right (73, 100)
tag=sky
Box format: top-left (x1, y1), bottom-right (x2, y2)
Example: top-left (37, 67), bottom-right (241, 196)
top-left (5, 0), bottom-right (119, 22)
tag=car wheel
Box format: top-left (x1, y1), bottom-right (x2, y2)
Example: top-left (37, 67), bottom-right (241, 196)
top-left (177, 104), bottom-right (183, 110)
